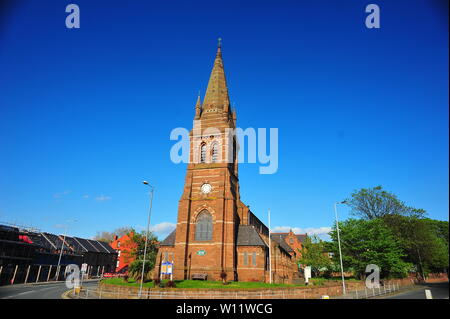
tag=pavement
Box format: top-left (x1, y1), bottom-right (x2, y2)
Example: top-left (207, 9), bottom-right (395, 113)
top-left (379, 281), bottom-right (449, 299)
top-left (0, 279), bottom-right (99, 299)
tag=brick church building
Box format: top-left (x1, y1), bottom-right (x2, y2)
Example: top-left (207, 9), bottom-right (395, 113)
top-left (156, 43), bottom-right (304, 283)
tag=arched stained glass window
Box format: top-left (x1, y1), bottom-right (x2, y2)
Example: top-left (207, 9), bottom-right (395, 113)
top-left (195, 210), bottom-right (212, 241)
top-left (200, 144), bottom-right (206, 163)
top-left (211, 142), bottom-right (219, 163)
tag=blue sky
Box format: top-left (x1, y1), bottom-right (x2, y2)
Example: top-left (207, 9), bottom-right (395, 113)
top-left (0, 0), bottom-right (448, 240)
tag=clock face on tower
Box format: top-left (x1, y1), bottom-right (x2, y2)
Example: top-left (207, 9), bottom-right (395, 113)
top-left (201, 183), bottom-right (212, 194)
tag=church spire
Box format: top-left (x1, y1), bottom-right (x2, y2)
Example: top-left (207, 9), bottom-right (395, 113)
top-left (202, 39), bottom-right (230, 113)
top-left (194, 93), bottom-right (201, 119)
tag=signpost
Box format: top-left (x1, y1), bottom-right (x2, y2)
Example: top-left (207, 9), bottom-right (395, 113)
top-left (80, 263), bottom-right (87, 288)
top-left (304, 266), bottom-right (311, 285)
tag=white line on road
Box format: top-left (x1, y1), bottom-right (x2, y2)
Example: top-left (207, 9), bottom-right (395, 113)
top-left (1, 290), bottom-right (36, 299)
top-left (16, 290), bottom-right (35, 295)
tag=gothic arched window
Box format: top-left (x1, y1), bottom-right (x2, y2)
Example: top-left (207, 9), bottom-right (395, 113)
top-left (211, 142), bottom-right (219, 163)
top-left (200, 143), bottom-right (206, 163)
top-left (195, 210), bottom-right (212, 241)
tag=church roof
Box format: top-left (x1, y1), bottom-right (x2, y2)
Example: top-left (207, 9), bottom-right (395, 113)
top-left (159, 229), bottom-right (176, 246)
top-left (159, 227), bottom-right (306, 249)
top-left (236, 226), bottom-right (267, 247)
top-left (270, 234), bottom-right (294, 252)
top-left (296, 234), bottom-right (308, 243)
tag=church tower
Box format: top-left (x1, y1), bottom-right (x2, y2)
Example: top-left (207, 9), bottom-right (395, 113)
top-left (172, 41), bottom-right (241, 281)
top-left (157, 42), bottom-right (298, 283)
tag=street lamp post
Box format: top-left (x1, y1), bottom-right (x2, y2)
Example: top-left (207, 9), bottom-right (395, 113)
top-left (139, 180), bottom-right (155, 298)
top-left (334, 201), bottom-right (346, 295)
top-left (268, 208), bottom-right (272, 284)
top-left (56, 219), bottom-right (77, 281)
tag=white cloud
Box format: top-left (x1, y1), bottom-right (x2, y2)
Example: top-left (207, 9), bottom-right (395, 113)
top-left (272, 226), bottom-right (332, 240)
top-left (95, 195), bottom-right (111, 201)
top-left (53, 190), bottom-right (71, 199)
top-left (150, 222), bottom-right (176, 235)
top-left (136, 222), bottom-right (176, 240)
top-left (82, 195), bottom-right (90, 199)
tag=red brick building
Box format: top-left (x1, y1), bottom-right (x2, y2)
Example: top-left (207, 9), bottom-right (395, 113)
top-left (271, 230), bottom-right (308, 260)
top-left (156, 43), bottom-right (299, 283)
top-left (110, 233), bottom-right (136, 273)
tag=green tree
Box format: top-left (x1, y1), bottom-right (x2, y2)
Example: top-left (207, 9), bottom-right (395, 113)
top-left (329, 218), bottom-right (411, 279)
top-left (382, 215), bottom-right (449, 278)
top-left (346, 186), bottom-right (426, 220)
top-left (124, 230), bottom-right (159, 281)
top-left (93, 226), bottom-right (134, 242)
top-left (298, 235), bottom-right (332, 277)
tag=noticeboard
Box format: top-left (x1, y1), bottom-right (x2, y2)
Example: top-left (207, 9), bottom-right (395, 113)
top-left (161, 261), bottom-right (173, 275)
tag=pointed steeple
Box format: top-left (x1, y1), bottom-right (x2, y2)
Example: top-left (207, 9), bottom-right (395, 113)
top-left (194, 94), bottom-right (201, 119)
top-left (202, 38), bottom-right (230, 112)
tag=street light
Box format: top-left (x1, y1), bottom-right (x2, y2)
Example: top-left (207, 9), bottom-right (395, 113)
top-left (268, 208), bottom-right (272, 284)
top-left (334, 201), bottom-right (346, 295)
top-left (139, 180), bottom-right (155, 298)
top-left (56, 219), bottom-right (77, 281)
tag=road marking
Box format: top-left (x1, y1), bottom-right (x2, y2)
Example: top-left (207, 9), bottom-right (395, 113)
top-left (1, 290), bottom-right (35, 299)
top-left (17, 290), bottom-right (35, 295)
top-left (37, 287), bottom-right (55, 291)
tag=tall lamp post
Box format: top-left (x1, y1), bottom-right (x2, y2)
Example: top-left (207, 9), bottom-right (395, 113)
top-left (268, 208), bottom-right (272, 284)
top-left (56, 219), bottom-right (77, 281)
top-left (334, 201), bottom-right (347, 295)
top-left (139, 180), bottom-right (155, 298)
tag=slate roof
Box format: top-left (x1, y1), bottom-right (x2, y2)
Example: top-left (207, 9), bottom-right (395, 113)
top-left (160, 230), bottom-right (176, 246)
top-left (158, 226), bottom-right (302, 252)
top-left (73, 237), bottom-right (101, 252)
top-left (270, 234), bottom-right (294, 253)
top-left (296, 234), bottom-right (308, 243)
top-left (96, 240), bottom-right (117, 253)
top-left (236, 226), bottom-right (266, 247)
top-left (64, 236), bottom-right (88, 253)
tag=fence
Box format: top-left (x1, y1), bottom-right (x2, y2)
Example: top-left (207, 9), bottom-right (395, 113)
top-left (333, 281), bottom-right (415, 299)
top-left (0, 264), bottom-right (105, 286)
top-left (72, 281), bottom-right (416, 299)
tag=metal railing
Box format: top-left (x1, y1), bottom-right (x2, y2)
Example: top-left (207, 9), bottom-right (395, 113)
top-left (334, 282), bottom-right (415, 299)
top-left (72, 282), bottom-right (415, 299)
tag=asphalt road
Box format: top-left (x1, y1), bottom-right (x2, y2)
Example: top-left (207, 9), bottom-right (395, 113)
top-left (382, 282), bottom-right (449, 299)
top-left (0, 280), bottom-right (99, 299)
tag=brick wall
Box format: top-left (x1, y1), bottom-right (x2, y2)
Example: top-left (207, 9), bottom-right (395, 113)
top-left (98, 277), bottom-right (430, 299)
